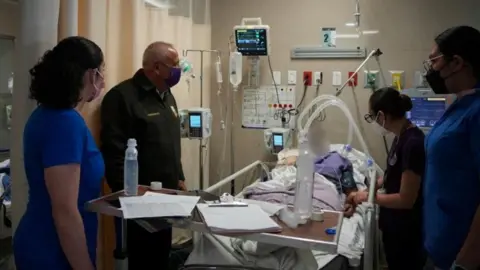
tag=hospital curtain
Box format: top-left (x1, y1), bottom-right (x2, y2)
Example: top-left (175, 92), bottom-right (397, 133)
top-left (58, 0), bottom-right (212, 269)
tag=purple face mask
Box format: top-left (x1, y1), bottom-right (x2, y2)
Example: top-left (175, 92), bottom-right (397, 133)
top-left (165, 67), bottom-right (181, 88)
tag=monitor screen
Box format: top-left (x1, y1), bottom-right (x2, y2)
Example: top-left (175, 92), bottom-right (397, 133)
top-left (235, 28), bottom-right (268, 56)
top-left (406, 97), bottom-right (446, 128)
top-left (189, 114), bottom-right (202, 128)
top-left (273, 134), bottom-right (283, 147)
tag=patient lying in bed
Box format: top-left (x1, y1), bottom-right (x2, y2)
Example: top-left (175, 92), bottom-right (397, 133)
top-left (243, 151), bottom-right (359, 217)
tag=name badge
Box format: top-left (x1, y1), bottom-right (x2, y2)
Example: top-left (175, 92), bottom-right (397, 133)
top-left (170, 106), bottom-right (177, 118)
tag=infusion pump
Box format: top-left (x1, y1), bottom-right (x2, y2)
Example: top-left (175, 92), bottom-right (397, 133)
top-left (264, 128), bottom-right (292, 155)
top-left (179, 108), bottom-right (213, 139)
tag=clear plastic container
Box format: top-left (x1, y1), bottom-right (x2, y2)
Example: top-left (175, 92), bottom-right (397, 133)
top-left (293, 138), bottom-right (315, 221)
top-left (229, 51), bottom-right (243, 89)
top-left (124, 138), bottom-right (138, 196)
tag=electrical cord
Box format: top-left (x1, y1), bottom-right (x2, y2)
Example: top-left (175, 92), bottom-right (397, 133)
top-left (267, 55), bottom-right (302, 127)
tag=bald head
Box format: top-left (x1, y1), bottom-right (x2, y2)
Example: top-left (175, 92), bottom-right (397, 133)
top-left (142, 41), bottom-right (179, 68)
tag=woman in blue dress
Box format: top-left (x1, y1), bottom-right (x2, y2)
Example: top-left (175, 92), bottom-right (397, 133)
top-left (13, 36), bottom-right (105, 270)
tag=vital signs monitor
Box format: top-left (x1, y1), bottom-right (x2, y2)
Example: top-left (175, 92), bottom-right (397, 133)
top-left (234, 26), bottom-right (270, 56)
top-left (179, 108), bottom-right (213, 139)
top-left (402, 88), bottom-right (448, 133)
top-left (264, 128), bottom-right (292, 155)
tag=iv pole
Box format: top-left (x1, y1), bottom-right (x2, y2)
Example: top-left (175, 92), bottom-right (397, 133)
top-left (183, 49), bottom-right (220, 190)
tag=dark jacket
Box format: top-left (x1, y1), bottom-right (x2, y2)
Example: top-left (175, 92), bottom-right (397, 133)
top-left (100, 69), bottom-right (184, 192)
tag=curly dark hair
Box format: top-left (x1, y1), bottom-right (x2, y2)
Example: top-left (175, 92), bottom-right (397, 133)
top-left (29, 36), bottom-right (104, 109)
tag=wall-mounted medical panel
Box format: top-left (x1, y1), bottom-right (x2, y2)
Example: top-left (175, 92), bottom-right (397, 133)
top-left (364, 70), bottom-right (380, 89)
top-left (291, 47), bottom-right (366, 59)
top-left (390, 70), bottom-right (405, 91)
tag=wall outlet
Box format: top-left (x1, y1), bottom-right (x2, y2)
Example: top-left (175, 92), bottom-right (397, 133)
top-left (303, 71), bottom-right (312, 86)
top-left (332, 71), bottom-right (342, 86)
top-left (287, 70), bottom-right (297, 85)
top-left (314, 72), bottom-right (322, 85)
top-left (273, 71), bottom-right (281, 85)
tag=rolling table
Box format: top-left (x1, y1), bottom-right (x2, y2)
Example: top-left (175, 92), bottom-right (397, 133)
top-left (85, 185), bottom-right (344, 270)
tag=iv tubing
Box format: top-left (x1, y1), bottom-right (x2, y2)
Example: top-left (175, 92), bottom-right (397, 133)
top-left (297, 95), bottom-right (354, 147)
top-left (303, 96), bottom-right (370, 157)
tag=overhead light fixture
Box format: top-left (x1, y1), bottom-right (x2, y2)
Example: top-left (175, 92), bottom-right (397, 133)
top-left (336, 30), bottom-right (380, 39)
top-left (345, 22), bottom-right (356, 27)
top-left (363, 30), bottom-right (379, 35)
top-left (144, 0), bottom-right (174, 9)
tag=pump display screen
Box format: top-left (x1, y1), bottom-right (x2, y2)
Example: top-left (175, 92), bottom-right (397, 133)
top-left (406, 97), bottom-right (446, 128)
top-left (189, 114), bottom-right (202, 128)
top-left (235, 28), bottom-right (268, 56)
top-left (273, 134), bottom-right (283, 147)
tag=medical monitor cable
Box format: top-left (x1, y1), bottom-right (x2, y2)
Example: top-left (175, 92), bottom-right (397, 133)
top-left (267, 55), bottom-right (289, 127)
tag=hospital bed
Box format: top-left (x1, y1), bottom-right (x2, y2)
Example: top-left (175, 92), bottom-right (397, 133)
top-left (85, 144), bottom-right (381, 270)
top-left (183, 144), bottom-right (383, 270)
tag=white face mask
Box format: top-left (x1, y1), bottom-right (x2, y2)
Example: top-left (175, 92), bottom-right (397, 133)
top-left (371, 114), bottom-right (391, 136)
top-left (371, 122), bottom-right (390, 136)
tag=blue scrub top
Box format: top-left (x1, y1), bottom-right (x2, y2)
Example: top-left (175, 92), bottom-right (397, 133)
top-left (13, 106), bottom-right (104, 269)
top-left (424, 89), bottom-right (480, 269)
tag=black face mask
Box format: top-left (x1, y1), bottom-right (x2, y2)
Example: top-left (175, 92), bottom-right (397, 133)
top-left (425, 68), bottom-right (449, 94)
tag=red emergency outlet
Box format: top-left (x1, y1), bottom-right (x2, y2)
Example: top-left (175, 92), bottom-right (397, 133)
top-left (348, 72), bottom-right (358, 87)
top-left (303, 71), bottom-right (313, 86)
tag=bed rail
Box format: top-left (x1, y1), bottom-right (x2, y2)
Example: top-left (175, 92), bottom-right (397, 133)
top-left (363, 168), bottom-right (380, 270)
top-left (205, 160), bottom-right (269, 195)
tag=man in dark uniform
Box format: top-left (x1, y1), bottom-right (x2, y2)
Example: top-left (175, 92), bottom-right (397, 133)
top-left (100, 41), bottom-right (186, 269)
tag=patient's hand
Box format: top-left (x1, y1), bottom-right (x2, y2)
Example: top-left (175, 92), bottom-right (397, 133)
top-left (346, 192), bottom-right (356, 205)
top-left (344, 203), bottom-right (355, 217)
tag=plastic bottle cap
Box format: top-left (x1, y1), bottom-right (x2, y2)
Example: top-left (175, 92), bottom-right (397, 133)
top-left (344, 144), bottom-right (352, 152)
top-left (150, 182), bottom-right (163, 190)
top-left (367, 159), bottom-right (374, 167)
top-left (127, 138), bottom-right (137, 147)
top-left (310, 211), bottom-right (324, 222)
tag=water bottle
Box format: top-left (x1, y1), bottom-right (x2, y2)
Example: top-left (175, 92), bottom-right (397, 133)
top-left (293, 138), bottom-right (315, 221)
top-left (124, 138), bottom-right (138, 196)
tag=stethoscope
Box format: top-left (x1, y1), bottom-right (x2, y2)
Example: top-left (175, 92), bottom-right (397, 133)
top-left (379, 121), bottom-right (414, 193)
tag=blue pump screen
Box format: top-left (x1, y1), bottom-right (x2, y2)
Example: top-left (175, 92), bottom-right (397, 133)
top-left (406, 97), bottom-right (446, 128)
top-left (273, 134), bottom-right (283, 146)
top-left (189, 115), bottom-right (201, 128)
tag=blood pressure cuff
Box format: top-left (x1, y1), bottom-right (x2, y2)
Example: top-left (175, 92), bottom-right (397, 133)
top-left (315, 151), bottom-right (357, 194)
top-left (323, 170), bottom-right (357, 195)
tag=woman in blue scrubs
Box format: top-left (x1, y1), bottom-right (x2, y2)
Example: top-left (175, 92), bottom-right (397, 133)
top-left (423, 26), bottom-right (480, 270)
top-left (13, 36), bottom-right (105, 269)
top-left (350, 87), bottom-right (426, 270)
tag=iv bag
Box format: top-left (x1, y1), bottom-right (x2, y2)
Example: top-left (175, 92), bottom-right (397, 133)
top-left (229, 52), bottom-right (243, 88)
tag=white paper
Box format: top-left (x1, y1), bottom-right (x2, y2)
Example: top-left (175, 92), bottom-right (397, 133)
top-left (119, 192), bottom-right (200, 219)
top-left (197, 203), bottom-right (282, 233)
top-left (241, 199), bottom-right (286, 216)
